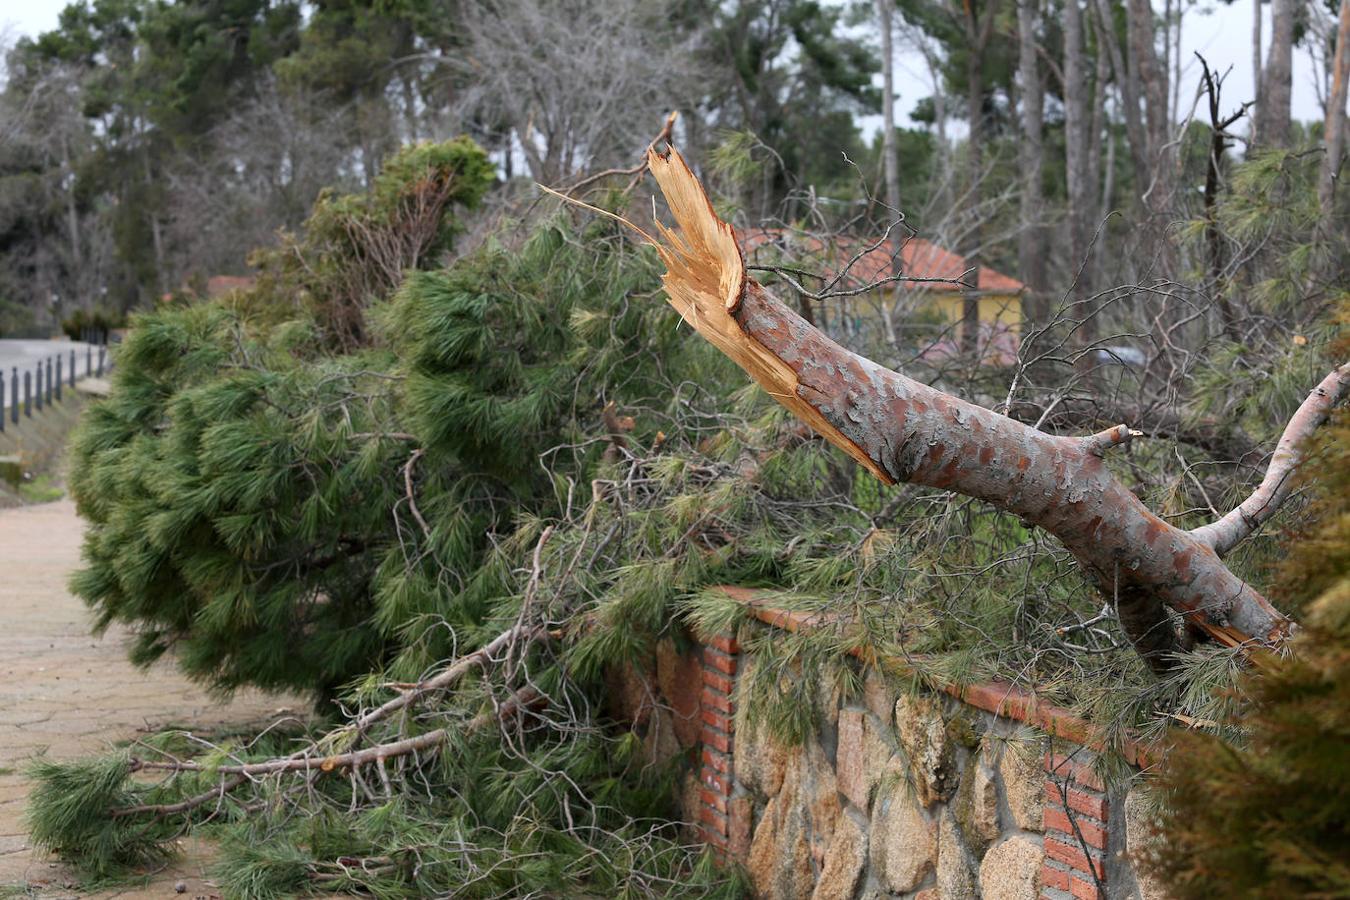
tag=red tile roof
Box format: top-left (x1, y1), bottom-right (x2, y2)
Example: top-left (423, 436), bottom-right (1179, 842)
top-left (739, 228), bottom-right (1024, 294)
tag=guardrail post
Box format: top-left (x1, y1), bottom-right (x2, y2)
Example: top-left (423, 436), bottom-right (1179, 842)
top-left (97, 345), bottom-right (105, 378)
top-left (70, 349), bottom-right (76, 387)
top-left (34, 363), bottom-right (42, 411)
top-left (0, 369), bottom-right (5, 432)
top-left (45, 358), bottom-right (53, 405)
top-left (55, 356), bottom-right (63, 401)
top-left (86, 344), bottom-right (92, 379)
top-left (9, 368), bottom-right (16, 425)
top-left (24, 370), bottom-right (32, 417)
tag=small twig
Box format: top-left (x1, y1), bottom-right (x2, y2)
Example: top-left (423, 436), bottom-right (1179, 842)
top-left (559, 111), bottom-right (678, 196)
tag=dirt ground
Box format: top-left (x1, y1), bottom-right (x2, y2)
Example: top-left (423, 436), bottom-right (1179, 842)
top-left (0, 499), bottom-right (301, 899)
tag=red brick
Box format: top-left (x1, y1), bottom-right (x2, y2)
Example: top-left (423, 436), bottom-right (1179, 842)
top-left (1045, 752), bottom-right (1106, 791)
top-left (702, 669), bottom-right (735, 694)
top-left (701, 686), bottom-right (733, 714)
top-left (1044, 808), bottom-right (1108, 850)
top-left (707, 633), bottom-right (740, 655)
top-left (700, 788), bottom-right (728, 814)
top-left (702, 747), bottom-right (730, 773)
top-left (699, 804), bottom-right (728, 835)
top-left (703, 647), bottom-right (738, 676)
top-left (1039, 862), bottom-right (1071, 891)
top-left (1044, 837), bottom-right (1105, 880)
top-left (701, 767), bottom-right (731, 795)
top-left (1045, 781), bottom-right (1109, 821)
top-left (703, 824), bottom-right (729, 848)
top-left (701, 708), bottom-right (734, 733)
top-left (703, 728), bottom-right (732, 754)
top-left (1071, 874), bottom-right (1105, 900)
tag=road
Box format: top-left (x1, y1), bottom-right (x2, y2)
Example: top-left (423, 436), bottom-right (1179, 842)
top-left (0, 340), bottom-right (103, 387)
top-left (0, 498), bottom-right (302, 897)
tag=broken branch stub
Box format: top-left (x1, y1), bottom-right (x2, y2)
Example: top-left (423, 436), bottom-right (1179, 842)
top-left (639, 146), bottom-right (1304, 666)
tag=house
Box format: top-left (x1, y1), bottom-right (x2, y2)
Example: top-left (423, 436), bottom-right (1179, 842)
top-left (739, 228), bottom-right (1025, 364)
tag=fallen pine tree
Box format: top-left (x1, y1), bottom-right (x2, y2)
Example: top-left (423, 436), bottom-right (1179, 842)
top-left (27, 137), bottom-right (1347, 897)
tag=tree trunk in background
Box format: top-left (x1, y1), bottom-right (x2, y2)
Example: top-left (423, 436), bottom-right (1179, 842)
top-left (960, 0), bottom-right (1000, 355)
top-left (1257, 0), bottom-right (1298, 148)
top-left (1017, 0), bottom-right (1047, 324)
top-left (1093, 0), bottom-right (1150, 196)
top-left (1127, 0), bottom-right (1171, 210)
top-left (1253, 0), bottom-right (1264, 122)
top-left (1064, 0), bottom-right (1095, 339)
top-left (877, 0), bottom-right (902, 347)
top-left (1319, 0), bottom-right (1350, 221)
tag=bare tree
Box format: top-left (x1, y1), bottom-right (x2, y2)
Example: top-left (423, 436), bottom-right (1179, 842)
top-left (163, 80), bottom-right (359, 281)
top-left (454, 0), bottom-right (698, 185)
top-left (606, 147), bottom-right (1348, 672)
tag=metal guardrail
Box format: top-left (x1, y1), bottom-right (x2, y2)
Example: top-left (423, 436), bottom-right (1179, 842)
top-left (0, 341), bottom-right (112, 433)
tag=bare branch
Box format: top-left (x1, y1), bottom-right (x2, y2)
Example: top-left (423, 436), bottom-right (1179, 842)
top-left (1191, 363), bottom-right (1350, 556)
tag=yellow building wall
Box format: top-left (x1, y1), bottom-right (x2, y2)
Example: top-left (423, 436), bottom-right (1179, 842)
top-left (929, 293), bottom-right (1022, 335)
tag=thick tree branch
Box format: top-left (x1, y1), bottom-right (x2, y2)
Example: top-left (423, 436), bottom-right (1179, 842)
top-left (627, 147), bottom-right (1321, 667)
top-left (1190, 363), bottom-right (1350, 556)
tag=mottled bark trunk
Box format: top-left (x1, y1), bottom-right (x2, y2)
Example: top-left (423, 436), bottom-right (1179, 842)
top-left (629, 148), bottom-right (1338, 673)
top-left (1319, 0), bottom-right (1350, 220)
top-left (1257, 0), bottom-right (1298, 148)
top-left (1017, 0), bottom-right (1048, 323)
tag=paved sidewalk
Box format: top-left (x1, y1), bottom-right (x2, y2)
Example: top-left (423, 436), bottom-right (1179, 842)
top-left (0, 499), bottom-right (299, 898)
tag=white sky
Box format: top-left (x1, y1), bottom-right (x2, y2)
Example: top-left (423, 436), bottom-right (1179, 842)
top-left (2, 0), bottom-right (1333, 128)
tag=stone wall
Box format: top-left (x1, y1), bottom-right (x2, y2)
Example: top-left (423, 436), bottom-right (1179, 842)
top-left (692, 624), bottom-right (1163, 900)
top-left (607, 591), bottom-right (1165, 899)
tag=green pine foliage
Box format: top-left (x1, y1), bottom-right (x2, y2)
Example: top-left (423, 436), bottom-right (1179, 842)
top-left (67, 210), bottom-right (726, 698)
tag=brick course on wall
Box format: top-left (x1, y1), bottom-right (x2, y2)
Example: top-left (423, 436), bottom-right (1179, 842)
top-left (677, 589), bottom-right (1163, 900)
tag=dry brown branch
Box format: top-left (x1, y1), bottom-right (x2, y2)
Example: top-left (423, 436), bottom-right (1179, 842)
top-left (117, 686), bottom-right (540, 819)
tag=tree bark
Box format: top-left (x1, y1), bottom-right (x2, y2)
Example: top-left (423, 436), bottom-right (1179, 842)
top-left (631, 148), bottom-right (1349, 670)
top-left (960, 0), bottom-right (1001, 355)
top-left (1017, 0), bottom-right (1047, 324)
top-left (1253, 0), bottom-right (1265, 118)
top-left (1257, 0), bottom-right (1298, 148)
top-left (877, 0), bottom-right (903, 346)
top-left (1127, 0), bottom-right (1171, 211)
top-left (1064, 0), bottom-right (1095, 326)
top-left (1319, 0), bottom-right (1350, 220)
top-left (1093, 0), bottom-right (1150, 195)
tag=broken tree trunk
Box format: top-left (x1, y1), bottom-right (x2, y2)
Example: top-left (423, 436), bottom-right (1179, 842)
top-left (626, 146), bottom-right (1349, 670)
